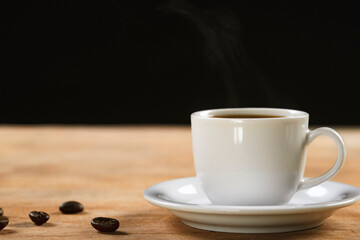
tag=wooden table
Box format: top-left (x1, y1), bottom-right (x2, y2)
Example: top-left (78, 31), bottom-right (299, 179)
top-left (0, 126), bottom-right (359, 239)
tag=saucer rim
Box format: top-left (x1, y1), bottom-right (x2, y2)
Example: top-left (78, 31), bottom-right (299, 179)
top-left (143, 177), bottom-right (360, 215)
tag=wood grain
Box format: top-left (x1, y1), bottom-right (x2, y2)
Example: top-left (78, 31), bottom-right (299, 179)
top-left (0, 126), bottom-right (359, 239)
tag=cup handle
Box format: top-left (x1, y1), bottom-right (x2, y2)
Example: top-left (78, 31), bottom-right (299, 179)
top-left (297, 127), bottom-right (346, 191)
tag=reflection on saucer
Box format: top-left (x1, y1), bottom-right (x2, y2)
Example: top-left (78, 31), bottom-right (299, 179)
top-left (306, 185), bottom-right (328, 197)
top-left (178, 184), bottom-right (197, 195)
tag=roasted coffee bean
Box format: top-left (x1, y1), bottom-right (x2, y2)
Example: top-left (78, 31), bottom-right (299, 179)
top-left (59, 201), bottom-right (84, 214)
top-left (0, 208), bottom-right (3, 216)
top-left (0, 216), bottom-right (9, 230)
top-left (91, 217), bottom-right (119, 232)
top-left (29, 211), bottom-right (50, 225)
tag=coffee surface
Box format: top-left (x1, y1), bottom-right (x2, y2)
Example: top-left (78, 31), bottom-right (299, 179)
top-left (211, 114), bottom-right (284, 119)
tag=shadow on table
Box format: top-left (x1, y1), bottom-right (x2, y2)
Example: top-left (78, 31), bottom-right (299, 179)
top-left (119, 208), bottom-right (346, 239)
top-left (0, 229), bottom-right (17, 235)
top-left (50, 211), bottom-right (89, 216)
top-left (169, 221), bottom-right (325, 240)
top-left (172, 215), bottom-right (353, 240)
top-left (97, 231), bottom-right (128, 236)
top-left (12, 222), bottom-right (56, 228)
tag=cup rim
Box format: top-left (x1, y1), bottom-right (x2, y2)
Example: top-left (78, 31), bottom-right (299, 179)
top-left (191, 108), bottom-right (309, 121)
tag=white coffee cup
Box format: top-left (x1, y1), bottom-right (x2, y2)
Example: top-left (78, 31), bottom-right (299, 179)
top-left (191, 108), bottom-right (346, 206)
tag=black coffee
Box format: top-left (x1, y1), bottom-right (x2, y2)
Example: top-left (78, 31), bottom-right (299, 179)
top-left (59, 201), bottom-right (84, 214)
top-left (91, 217), bottom-right (120, 232)
top-left (211, 114), bottom-right (284, 119)
top-left (29, 211), bottom-right (50, 225)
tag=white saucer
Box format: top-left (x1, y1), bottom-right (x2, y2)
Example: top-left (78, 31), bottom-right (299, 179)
top-left (144, 177), bottom-right (360, 233)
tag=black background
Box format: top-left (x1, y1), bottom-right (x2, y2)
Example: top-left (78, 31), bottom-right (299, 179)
top-left (1, 1), bottom-right (360, 124)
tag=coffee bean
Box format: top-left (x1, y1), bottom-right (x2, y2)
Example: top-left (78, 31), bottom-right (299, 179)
top-left (59, 201), bottom-right (84, 214)
top-left (91, 217), bottom-right (119, 232)
top-left (0, 216), bottom-right (9, 230)
top-left (29, 211), bottom-right (50, 225)
top-left (0, 208), bottom-right (3, 216)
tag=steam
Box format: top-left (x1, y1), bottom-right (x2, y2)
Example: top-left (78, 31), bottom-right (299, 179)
top-left (158, 0), bottom-right (263, 107)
